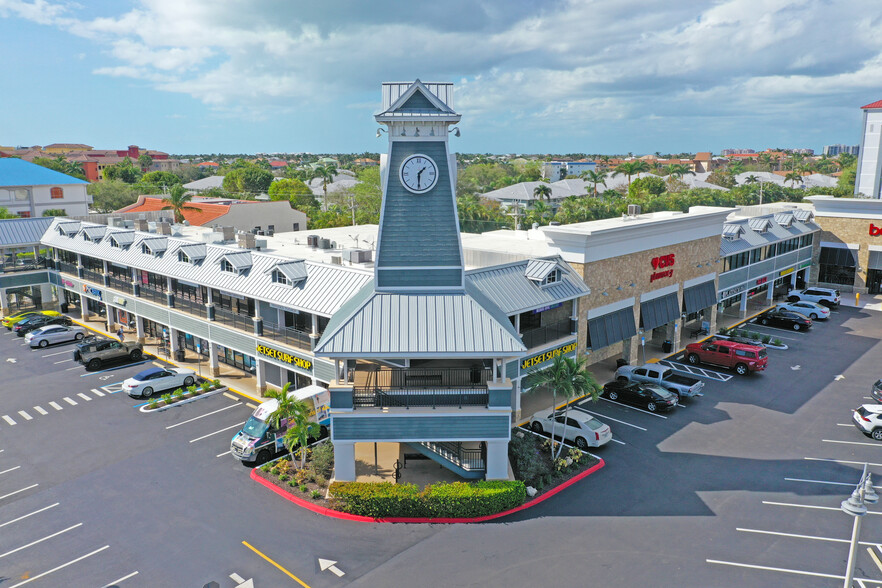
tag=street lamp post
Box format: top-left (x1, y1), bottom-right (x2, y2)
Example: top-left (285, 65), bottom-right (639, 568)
top-left (842, 463), bottom-right (879, 587)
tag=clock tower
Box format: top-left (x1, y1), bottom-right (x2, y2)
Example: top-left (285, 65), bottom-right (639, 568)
top-left (374, 80), bottom-right (463, 291)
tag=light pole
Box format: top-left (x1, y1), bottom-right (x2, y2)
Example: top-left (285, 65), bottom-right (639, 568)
top-left (842, 463), bottom-right (879, 587)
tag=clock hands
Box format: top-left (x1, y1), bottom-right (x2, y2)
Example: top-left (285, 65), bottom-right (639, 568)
top-left (416, 167), bottom-right (426, 189)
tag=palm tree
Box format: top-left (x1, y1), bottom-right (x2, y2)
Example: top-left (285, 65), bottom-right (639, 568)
top-left (532, 183), bottom-right (552, 202)
top-left (581, 170), bottom-right (607, 197)
top-left (266, 383), bottom-right (299, 462)
top-left (664, 163), bottom-right (695, 180)
top-left (785, 171), bottom-right (803, 188)
top-left (529, 200), bottom-right (552, 225)
top-left (613, 161), bottom-right (650, 194)
top-left (743, 174), bottom-right (759, 185)
top-left (161, 185), bottom-right (197, 223)
top-left (727, 161), bottom-right (746, 176)
top-left (311, 164), bottom-right (337, 211)
top-left (282, 399), bottom-right (321, 469)
top-left (525, 355), bottom-right (601, 459)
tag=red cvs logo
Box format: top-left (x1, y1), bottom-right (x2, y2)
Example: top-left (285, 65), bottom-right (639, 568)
top-left (870, 223), bottom-right (882, 236)
top-left (651, 254), bottom-right (676, 269)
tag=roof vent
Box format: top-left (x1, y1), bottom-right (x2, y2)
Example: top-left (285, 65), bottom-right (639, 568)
top-left (134, 219), bottom-right (149, 232)
top-left (157, 222), bottom-right (172, 235)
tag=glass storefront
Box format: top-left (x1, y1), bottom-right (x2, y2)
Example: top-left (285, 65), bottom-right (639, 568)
top-left (818, 246), bottom-right (857, 286)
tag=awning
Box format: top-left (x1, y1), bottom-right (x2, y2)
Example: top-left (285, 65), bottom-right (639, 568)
top-left (640, 293), bottom-right (679, 331)
top-left (819, 246), bottom-right (856, 268)
top-left (869, 250), bottom-right (882, 271)
top-left (587, 307), bottom-right (636, 350)
top-left (683, 281), bottom-right (717, 314)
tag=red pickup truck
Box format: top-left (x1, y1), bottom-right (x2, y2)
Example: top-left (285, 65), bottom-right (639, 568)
top-left (684, 339), bottom-right (768, 376)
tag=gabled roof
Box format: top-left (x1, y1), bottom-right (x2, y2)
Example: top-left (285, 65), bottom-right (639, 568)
top-left (56, 221), bottom-right (81, 236)
top-left (177, 243), bottom-right (206, 262)
top-left (774, 212), bottom-right (794, 227)
top-left (0, 217), bottom-right (54, 246)
top-left (108, 231), bottom-right (135, 248)
top-left (220, 251), bottom-right (252, 271)
top-left (722, 224), bottom-right (743, 238)
top-left (862, 100), bottom-right (882, 109)
top-left (81, 226), bottom-right (107, 242)
top-left (748, 217), bottom-right (771, 232)
top-left (375, 79), bottom-right (460, 121)
top-left (268, 260), bottom-right (307, 283)
top-left (524, 259), bottom-right (559, 282)
top-left (793, 209), bottom-right (814, 223)
top-left (140, 237), bottom-right (168, 254)
top-left (467, 257), bottom-right (590, 315)
top-left (116, 196), bottom-right (230, 226)
top-left (0, 158), bottom-right (89, 187)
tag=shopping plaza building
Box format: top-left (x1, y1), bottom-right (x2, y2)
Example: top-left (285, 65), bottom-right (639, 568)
top-left (0, 80), bottom-right (876, 481)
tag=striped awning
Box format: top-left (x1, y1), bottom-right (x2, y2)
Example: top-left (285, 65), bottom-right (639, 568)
top-left (587, 307), bottom-right (636, 350)
top-left (640, 293), bottom-right (679, 331)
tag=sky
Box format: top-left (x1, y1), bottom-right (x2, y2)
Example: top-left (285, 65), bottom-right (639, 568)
top-left (1, 0), bottom-right (881, 156)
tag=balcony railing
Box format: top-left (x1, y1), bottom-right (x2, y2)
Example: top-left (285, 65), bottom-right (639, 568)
top-left (521, 318), bottom-right (575, 349)
top-left (352, 388), bottom-right (490, 409)
top-left (364, 367), bottom-right (492, 389)
top-left (1, 258), bottom-right (47, 273)
top-left (214, 307), bottom-right (254, 332)
top-left (139, 285), bottom-right (166, 304)
top-left (82, 268), bottom-right (103, 283)
top-left (351, 367), bottom-right (492, 409)
top-left (419, 441), bottom-right (486, 472)
top-left (107, 275), bottom-right (131, 292)
top-left (262, 321), bottom-right (312, 351)
top-left (57, 261), bottom-right (77, 275)
top-left (174, 297), bottom-right (208, 319)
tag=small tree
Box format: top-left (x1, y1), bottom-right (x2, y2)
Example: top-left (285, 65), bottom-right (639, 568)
top-left (533, 183), bottom-right (552, 202)
top-left (161, 185), bottom-right (197, 223)
top-left (283, 399), bottom-right (321, 469)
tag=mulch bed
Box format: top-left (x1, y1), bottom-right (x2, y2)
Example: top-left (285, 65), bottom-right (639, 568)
top-left (253, 463), bottom-right (332, 508)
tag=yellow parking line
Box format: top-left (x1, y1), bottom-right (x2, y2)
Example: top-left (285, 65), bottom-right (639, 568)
top-left (242, 541), bottom-right (311, 587)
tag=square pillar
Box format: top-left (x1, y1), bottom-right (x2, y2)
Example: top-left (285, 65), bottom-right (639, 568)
top-left (169, 328), bottom-right (180, 353)
top-left (80, 293), bottom-right (90, 320)
top-left (739, 291), bottom-right (748, 318)
top-left (485, 440), bottom-right (509, 480)
top-left (621, 335), bottom-right (640, 365)
top-left (666, 320), bottom-right (681, 352)
top-left (0, 287), bottom-right (8, 316)
top-left (333, 441), bottom-right (356, 482)
top-left (255, 358), bottom-right (267, 394)
top-left (708, 305), bottom-right (718, 336)
top-left (135, 315), bottom-right (145, 344)
top-left (208, 341), bottom-right (220, 377)
top-left (105, 302), bottom-right (114, 332)
top-left (766, 283), bottom-right (774, 304)
top-left (40, 284), bottom-right (57, 311)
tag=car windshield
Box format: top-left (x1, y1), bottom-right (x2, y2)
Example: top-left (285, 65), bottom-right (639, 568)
top-left (583, 417), bottom-right (604, 431)
top-left (241, 416), bottom-right (269, 438)
top-left (758, 349), bottom-right (767, 359)
top-left (645, 385), bottom-right (673, 399)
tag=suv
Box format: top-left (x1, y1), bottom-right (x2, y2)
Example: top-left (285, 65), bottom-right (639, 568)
top-left (788, 287), bottom-right (840, 308)
top-left (74, 339), bottom-right (143, 370)
top-left (685, 339), bottom-right (768, 375)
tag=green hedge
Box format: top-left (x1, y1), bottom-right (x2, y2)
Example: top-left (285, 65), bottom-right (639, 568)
top-left (329, 480), bottom-right (526, 518)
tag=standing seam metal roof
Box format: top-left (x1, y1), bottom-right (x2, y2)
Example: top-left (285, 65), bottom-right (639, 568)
top-left (0, 217), bottom-right (54, 246)
top-left (466, 257), bottom-right (589, 315)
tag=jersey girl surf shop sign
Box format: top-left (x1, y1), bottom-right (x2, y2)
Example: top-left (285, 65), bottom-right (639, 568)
top-left (256, 344), bottom-right (313, 372)
top-left (521, 341), bottom-right (578, 370)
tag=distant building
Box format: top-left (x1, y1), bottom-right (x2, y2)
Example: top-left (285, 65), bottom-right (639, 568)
top-left (115, 196), bottom-right (308, 233)
top-left (42, 143), bottom-right (93, 154)
top-left (856, 99), bottom-right (882, 198)
top-left (183, 176), bottom-right (225, 192)
top-left (721, 148), bottom-right (755, 156)
top-left (790, 148), bottom-right (815, 155)
top-left (0, 158), bottom-right (90, 217)
top-left (0, 144), bottom-right (178, 182)
top-left (565, 161), bottom-right (597, 177)
top-left (824, 144), bottom-right (860, 157)
top-left (542, 161), bottom-right (567, 182)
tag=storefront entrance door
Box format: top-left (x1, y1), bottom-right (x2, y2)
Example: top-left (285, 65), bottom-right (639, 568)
top-left (868, 269), bottom-right (882, 295)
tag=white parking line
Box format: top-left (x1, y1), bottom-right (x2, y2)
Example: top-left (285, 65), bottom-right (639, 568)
top-left (17, 411), bottom-right (32, 421)
top-left (0, 503), bottom-right (59, 529)
top-left (8, 545), bottom-right (110, 588)
top-left (189, 423), bottom-right (243, 443)
top-left (0, 484), bottom-right (38, 502)
top-left (166, 403), bottom-right (242, 430)
top-left (216, 450), bottom-right (232, 458)
top-left (598, 397), bottom-right (668, 418)
top-left (763, 500), bottom-right (882, 515)
top-left (706, 559), bottom-right (882, 583)
top-left (90, 388), bottom-right (105, 397)
top-left (42, 350), bottom-right (71, 357)
top-left (2, 415), bottom-right (16, 426)
top-left (63, 397), bottom-right (78, 406)
top-left (738, 527), bottom-right (853, 544)
top-left (837, 423), bottom-right (854, 427)
top-left (102, 571), bottom-right (139, 587)
top-left (610, 438), bottom-right (626, 445)
top-left (574, 406), bottom-right (648, 431)
top-left (0, 466), bottom-right (20, 476)
top-left (76, 392), bottom-right (92, 402)
top-left (806, 457), bottom-right (882, 468)
top-left (785, 476), bottom-right (882, 489)
top-left (49, 401), bottom-right (63, 411)
top-left (65, 365), bottom-right (81, 370)
top-left (246, 403), bottom-right (257, 409)
top-left (823, 438), bottom-right (880, 447)
top-left (0, 523), bottom-right (83, 559)
top-left (33, 406), bottom-right (47, 415)
top-left (53, 359), bottom-right (73, 364)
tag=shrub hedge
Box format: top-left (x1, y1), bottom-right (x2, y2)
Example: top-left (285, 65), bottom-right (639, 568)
top-left (329, 480), bottom-right (526, 518)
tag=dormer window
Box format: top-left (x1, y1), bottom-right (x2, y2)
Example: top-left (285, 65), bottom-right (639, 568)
top-left (272, 270), bottom-right (289, 285)
top-left (221, 259), bottom-right (235, 273)
top-left (140, 237), bottom-right (168, 257)
top-left (142, 243), bottom-right (152, 255)
top-left (542, 270), bottom-right (560, 286)
top-left (266, 260), bottom-right (307, 287)
top-left (178, 251), bottom-right (190, 264)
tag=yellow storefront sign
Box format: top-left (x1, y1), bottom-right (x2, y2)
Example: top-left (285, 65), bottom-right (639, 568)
top-left (521, 341), bottom-right (578, 370)
top-left (256, 344), bottom-right (313, 371)
top-left (779, 267), bottom-right (794, 276)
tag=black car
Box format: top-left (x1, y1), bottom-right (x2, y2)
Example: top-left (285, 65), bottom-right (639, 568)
top-left (602, 381), bottom-right (678, 412)
top-left (758, 309), bottom-right (812, 331)
top-left (872, 379), bottom-right (882, 404)
top-left (14, 315), bottom-right (73, 336)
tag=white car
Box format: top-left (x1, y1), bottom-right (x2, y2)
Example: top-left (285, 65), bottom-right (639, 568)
top-left (24, 325), bottom-right (86, 348)
top-left (853, 404), bottom-right (882, 441)
top-left (529, 410), bottom-right (612, 449)
top-left (776, 300), bottom-right (830, 320)
top-left (122, 366), bottom-right (197, 398)
top-left (788, 287), bottom-right (840, 308)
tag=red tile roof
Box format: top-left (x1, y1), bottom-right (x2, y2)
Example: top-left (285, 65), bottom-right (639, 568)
top-left (197, 161), bottom-right (220, 167)
top-left (862, 100), bottom-right (882, 109)
top-left (116, 196), bottom-right (230, 226)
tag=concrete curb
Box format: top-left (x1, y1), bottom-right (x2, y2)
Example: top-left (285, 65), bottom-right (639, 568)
top-left (250, 458), bottom-right (605, 524)
top-left (138, 386), bottom-right (229, 413)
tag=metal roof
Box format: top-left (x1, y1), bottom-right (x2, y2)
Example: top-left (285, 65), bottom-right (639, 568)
top-left (41, 219), bottom-right (373, 317)
top-left (178, 243), bottom-right (206, 261)
top-left (221, 251), bottom-right (252, 271)
top-left (140, 237), bottom-right (168, 253)
top-left (793, 209), bottom-right (814, 223)
top-left (0, 158), bottom-right (89, 187)
top-left (56, 221), bottom-right (81, 235)
top-left (81, 226), bottom-right (107, 242)
top-left (719, 212), bottom-right (818, 255)
top-left (109, 231), bottom-right (135, 247)
top-left (467, 257), bottom-right (589, 315)
top-left (524, 259), bottom-right (558, 282)
top-left (722, 224), bottom-right (743, 237)
top-left (0, 217), bottom-right (54, 246)
top-left (748, 217), bottom-right (771, 232)
top-left (269, 260), bottom-right (308, 283)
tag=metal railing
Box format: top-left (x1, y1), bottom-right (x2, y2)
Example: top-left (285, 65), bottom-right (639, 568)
top-left (82, 268), bottom-right (103, 283)
top-left (365, 367), bottom-right (491, 389)
top-left (139, 285), bottom-right (166, 304)
top-left (107, 275), bottom-right (130, 292)
top-left (262, 321), bottom-right (312, 350)
top-left (418, 441), bottom-right (486, 471)
top-left (214, 307), bottom-right (254, 332)
top-left (173, 297), bottom-right (208, 318)
top-left (56, 261), bottom-right (77, 275)
top-left (521, 318), bottom-right (575, 349)
top-left (1, 258), bottom-right (47, 273)
top-left (352, 388), bottom-right (490, 409)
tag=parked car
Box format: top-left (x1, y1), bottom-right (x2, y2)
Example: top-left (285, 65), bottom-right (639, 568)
top-left (14, 315), bottom-right (72, 336)
top-left (3, 310), bottom-right (60, 330)
top-left (528, 410), bottom-right (612, 449)
top-left (758, 308), bottom-right (812, 331)
top-left (24, 325), bottom-right (86, 348)
top-left (602, 381), bottom-right (678, 412)
top-left (788, 287), bottom-right (840, 308)
top-left (685, 339), bottom-right (768, 375)
top-left (853, 404), bottom-right (882, 440)
top-left (122, 367), bottom-right (197, 398)
top-left (74, 339), bottom-right (143, 370)
top-left (776, 300), bottom-right (830, 320)
top-left (871, 379), bottom-right (882, 404)
top-left (614, 363), bottom-right (704, 400)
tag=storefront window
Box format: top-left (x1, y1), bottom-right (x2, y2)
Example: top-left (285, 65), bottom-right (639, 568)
top-left (818, 247), bottom-right (856, 286)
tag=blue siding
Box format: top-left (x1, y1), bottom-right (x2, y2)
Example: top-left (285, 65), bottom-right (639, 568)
top-left (313, 358), bottom-right (336, 384)
top-left (377, 268), bottom-right (462, 288)
top-left (0, 271), bottom-right (49, 289)
top-left (332, 414), bottom-right (510, 441)
top-left (718, 267), bottom-right (749, 290)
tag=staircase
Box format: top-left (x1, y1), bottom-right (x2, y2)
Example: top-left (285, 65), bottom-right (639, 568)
top-left (407, 441), bottom-right (486, 479)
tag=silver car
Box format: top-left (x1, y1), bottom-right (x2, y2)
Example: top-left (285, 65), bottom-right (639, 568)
top-left (25, 325), bottom-right (87, 348)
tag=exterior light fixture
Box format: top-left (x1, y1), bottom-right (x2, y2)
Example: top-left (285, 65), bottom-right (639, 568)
top-left (629, 283), bottom-right (636, 287)
top-left (376, 128), bottom-right (387, 138)
top-left (601, 291), bottom-right (609, 296)
top-left (449, 127), bottom-right (461, 137)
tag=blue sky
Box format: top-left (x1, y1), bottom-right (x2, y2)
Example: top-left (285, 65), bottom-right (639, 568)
top-left (1, 0), bottom-right (881, 156)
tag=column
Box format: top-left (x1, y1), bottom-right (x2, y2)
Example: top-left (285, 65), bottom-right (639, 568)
top-left (0, 287), bottom-right (8, 316)
top-left (39, 283), bottom-right (57, 311)
top-left (765, 281), bottom-right (775, 307)
top-left (102, 260), bottom-right (110, 287)
top-left (205, 288), bottom-right (215, 321)
top-left (666, 320), bottom-right (681, 352)
top-left (790, 271), bottom-right (798, 291)
top-left (484, 440), bottom-right (509, 480)
top-left (105, 302), bottom-right (114, 332)
top-left (621, 335), bottom-right (640, 365)
top-left (255, 358), bottom-right (267, 395)
top-left (165, 276), bottom-right (174, 308)
top-left (708, 304), bottom-right (718, 337)
top-left (513, 378), bottom-right (522, 423)
top-left (309, 313), bottom-right (319, 350)
top-left (739, 291), bottom-right (748, 318)
top-left (514, 313), bottom-right (521, 338)
top-left (169, 328), bottom-right (180, 353)
top-left (80, 293), bottom-right (90, 320)
top-left (333, 441), bottom-right (356, 482)
top-left (130, 267), bottom-right (140, 297)
top-left (208, 341), bottom-right (220, 377)
top-left (135, 315), bottom-right (145, 344)
top-left (253, 301), bottom-right (263, 337)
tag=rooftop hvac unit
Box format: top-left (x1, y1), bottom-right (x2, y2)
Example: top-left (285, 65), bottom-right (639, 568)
top-left (266, 228), bottom-right (274, 236)
top-left (307, 235), bottom-right (319, 248)
top-left (330, 255), bottom-right (342, 265)
top-left (627, 204), bottom-right (642, 217)
top-left (318, 238), bottom-right (332, 249)
top-left (345, 249), bottom-right (373, 263)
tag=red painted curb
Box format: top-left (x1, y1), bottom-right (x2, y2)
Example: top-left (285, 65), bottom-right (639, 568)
top-left (250, 457), bottom-right (605, 524)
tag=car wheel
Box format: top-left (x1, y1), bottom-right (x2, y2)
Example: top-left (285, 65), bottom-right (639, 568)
top-left (761, 318), bottom-right (770, 325)
top-left (646, 401), bottom-right (658, 412)
top-left (688, 353), bottom-right (700, 365)
top-left (873, 429), bottom-right (882, 442)
top-left (142, 387), bottom-right (154, 398)
top-left (87, 358), bottom-right (101, 370)
top-left (531, 421), bottom-right (544, 434)
top-left (74, 332), bottom-right (84, 340)
top-left (616, 376), bottom-right (628, 383)
top-left (809, 313), bottom-right (817, 320)
top-left (793, 324), bottom-right (801, 331)
top-left (129, 349), bottom-right (142, 361)
top-left (608, 391), bottom-right (619, 401)
top-left (257, 449), bottom-right (271, 465)
top-left (320, 425), bottom-right (328, 438)
top-left (38, 339), bottom-right (48, 348)
top-left (788, 296), bottom-right (799, 303)
top-left (735, 363), bottom-right (749, 376)
top-left (183, 376), bottom-right (194, 386)
top-left (575, 437), bottom-right (588, 450)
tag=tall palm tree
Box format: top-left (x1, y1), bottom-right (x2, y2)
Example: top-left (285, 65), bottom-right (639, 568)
top-left (311, 164), bottom-right (338, 211)
top-left (785, 171), bottom-right (803, 188)
top-left (613, 161), bottom-right (650, 194)
top-left (581, 170), bottom-right (607, 197)
top-left (525, 355), bottom-right (600, 459)
top-left (728, 161), bottom-right (746, 176)
top-left (161, 185), bottom-right (197, 223)
top-left (533, 183), bottom-right (552, 202)
top-left (529, 200), bottom-right (552, 225)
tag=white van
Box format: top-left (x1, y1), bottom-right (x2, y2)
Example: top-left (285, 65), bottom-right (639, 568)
top-left (230, 385), bottom-right (330, 465)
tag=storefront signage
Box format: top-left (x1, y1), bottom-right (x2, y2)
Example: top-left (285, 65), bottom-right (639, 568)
top-left (779, 267), bottom-right (794, 277)
top-left (870, 223), bottom-right (882, 236)
top-left (61, 279), bottom-right (74, 288)
top-left (82, 284), bottom-right (102, 300)
top-left (532, 303), bottom-right (562, 314)
top-left (756, 277), bottom-right (768, 286)
top-left (256, 344), bottom-right (313, 371)
top-left (799, 260), bottom-right (811, 269)
top-left (113, 296), bottom-right (127, 306)
top-left (721, 285), bottom-right (746, 299)
top-left (649, 254), bottom-right (675, 283)
top-left (520, 341), bottom-right (578, 370)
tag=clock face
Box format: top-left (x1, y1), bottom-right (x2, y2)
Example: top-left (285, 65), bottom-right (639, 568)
top-left (399, 154), bottom-right (438, 194)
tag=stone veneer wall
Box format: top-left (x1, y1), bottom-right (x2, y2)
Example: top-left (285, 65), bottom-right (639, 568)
top-left (813, 217), bottom-right (879, 292)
